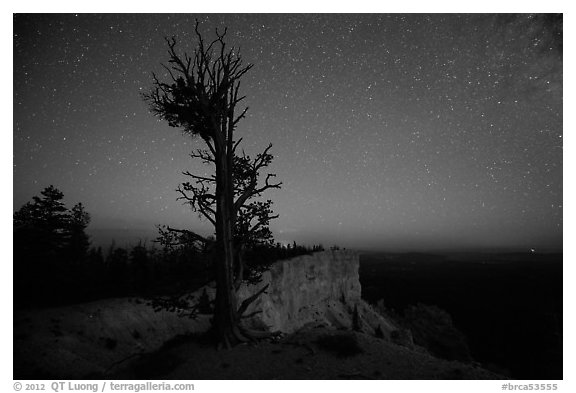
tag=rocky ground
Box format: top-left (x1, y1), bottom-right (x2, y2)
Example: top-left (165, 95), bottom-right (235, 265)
top-left (111, 326), bottom-right (504, 380)
top-left (14, 300), bottom-right (504, 380)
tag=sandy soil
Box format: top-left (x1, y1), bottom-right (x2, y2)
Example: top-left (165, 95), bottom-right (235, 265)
top-left (112, 327), bottom-right (504, 380)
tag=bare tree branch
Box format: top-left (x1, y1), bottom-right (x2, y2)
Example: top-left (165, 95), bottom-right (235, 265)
top-left (165, 225), bottom-right (211, 244)
top-left (183, 171), bottom-right (216, 183)
top-left (237, 284), bottom-right (269, 318)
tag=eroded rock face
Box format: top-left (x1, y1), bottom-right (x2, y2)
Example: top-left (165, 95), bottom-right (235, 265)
top-left (239, 250), bottom-right (360, 331)
top-left (237, 251), bottom-right (398, 339)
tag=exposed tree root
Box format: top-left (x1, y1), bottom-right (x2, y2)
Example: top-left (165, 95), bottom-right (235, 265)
top-left (239, 326), bottom-right (282, 340)
top-left (216, 324), bottom-right (272, 350)
top-left (216, 283), bottom-right (277, 349)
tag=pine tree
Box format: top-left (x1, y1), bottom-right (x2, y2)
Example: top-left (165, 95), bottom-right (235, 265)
top-left (144, 22), bottom-right (281, 347)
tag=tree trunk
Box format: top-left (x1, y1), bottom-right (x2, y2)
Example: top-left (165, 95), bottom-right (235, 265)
top-left (213, 144), bottom-right (243, 348)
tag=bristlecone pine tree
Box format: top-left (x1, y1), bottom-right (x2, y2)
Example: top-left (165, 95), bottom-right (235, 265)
top-left (144, 21), bottom-right (282, 348)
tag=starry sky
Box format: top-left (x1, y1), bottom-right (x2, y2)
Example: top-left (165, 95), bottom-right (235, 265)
top-left (13, 14), bottom-right (563, 252)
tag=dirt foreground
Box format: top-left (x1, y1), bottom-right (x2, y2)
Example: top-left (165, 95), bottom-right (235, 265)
top-left (112, 327), bottom-right (504, 380)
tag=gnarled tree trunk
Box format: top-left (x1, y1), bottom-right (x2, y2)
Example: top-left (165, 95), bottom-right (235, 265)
top-left (144, 21), bottom-right (282, 348)
top-left (213, 144), bottom-right (237, 347)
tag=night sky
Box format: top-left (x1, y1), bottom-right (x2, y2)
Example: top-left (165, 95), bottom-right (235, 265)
top-left (13, 14), bottom-right (563, 252)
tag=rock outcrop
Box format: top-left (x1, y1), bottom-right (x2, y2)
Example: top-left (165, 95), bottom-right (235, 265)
top-left (237, 250), bottom-right (398, 339)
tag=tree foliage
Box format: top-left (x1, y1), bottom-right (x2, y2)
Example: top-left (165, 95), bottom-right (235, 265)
top-left (13, 185), bottom-right (92, 307)
top-left (14, 185), bottom-right (91, 263)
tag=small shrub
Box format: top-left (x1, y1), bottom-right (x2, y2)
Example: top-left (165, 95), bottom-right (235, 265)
top-left (197, 288), bottom-right (213, 314)
top-left (390, 328), bottom-right (414, 347)
top-left (316, 333), bottom-right (363, 357)
top-left (352, 305), bottom-right (361, 331)
top-left (134, 352), bottom-right (183, 379)
top-left (103, 337), bottom-right (117, 350)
